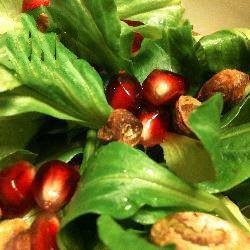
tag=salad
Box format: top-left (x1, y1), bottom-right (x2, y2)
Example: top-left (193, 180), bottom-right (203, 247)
top-left (0, 0), bottom-right (249, 249)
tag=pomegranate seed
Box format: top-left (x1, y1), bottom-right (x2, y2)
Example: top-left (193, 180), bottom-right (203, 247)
top-left (138, 107), bottom-right (170, 147)
top-left (0, 161), bottom-right (36, 218)
top-left (123, 20), bottom-right (144, 54)
top-left (106, 72), bottom-right (143, 114)
top-left (22, 0), bottom-right (50, 12)
top-left (132, 32), bottom-right (144, 54)
top-left (32, 160), bottom-right (80, 212)
top-left (123, 20), bottom-right (144, 27)
top-left (142, 70), bottom-right (187, 106)
top-left (30, 212), bottom-right (60, 250)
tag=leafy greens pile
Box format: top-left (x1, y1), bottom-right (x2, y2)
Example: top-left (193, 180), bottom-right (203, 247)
top-left (0, 0), bottom-right (249, 249)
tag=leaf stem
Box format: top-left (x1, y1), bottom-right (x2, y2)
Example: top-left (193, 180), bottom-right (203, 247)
top-left (81, 130), bottom-right (99, 175)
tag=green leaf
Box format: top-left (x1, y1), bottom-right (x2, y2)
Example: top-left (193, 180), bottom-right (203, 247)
top-left (0, 65), bottom-right (21, 92)
top-left (39, 146), bottom-right (82, 165)
top-left (45, 0), bottom-right (129, 73)
top-left (59, 142), bottom-right (250, 236)
top-left (116, 0), bottom-right (182, 28)
top-left (81, 130), bottom-right (100, 174)
top-left (161, 133), bottom-right (215, 183)
top-left (0, 150), bottom-right (37, 170)
top-left (160, 22), bottom-right (203, 94)
top-left (37, 0), bottom-right (184, 73)
top-left (0, 0), bottom-right (22, 34)
top-left (219, 123), bottom-right (250, 186)
top-left (221, 95), bottom-right (250, 128)
top-left (132, 206), bottom-right (179, 225)
top-left (132, 39), bottom-right (179, 82)
top-left (97, 215), bottom-right (175, 250)
top-left (188, 94), bottom-right (223, 165)
top-left (3, 14), bottom-right (111, 128)
top-left (0, 113), bottom-right (43, 168)
top-left (188, 94), bottom-right (250, 192)
top-left (195, 29), bottom-right (250, 74)
top-left (62, 143), bottom-right (239, 227)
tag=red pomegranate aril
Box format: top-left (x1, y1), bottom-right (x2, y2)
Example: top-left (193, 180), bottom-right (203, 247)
top-left (32, 160), bottom-right (80, 212)
top-left (0, 161), bottom-right (36, 217)
top-left (142, 69), bottom-right (187, 106)
top-left (31, 212), bottom-right (60, 250)
top-left (106, 72), bottom-right (142, 114)
top-left (122, 20), bottom-right (144, 53)
top-left (22, 0), bottom-right (50, 12)
top-left (138, 107), bottom-right (170, 147)
top-left (132, 32), bottom-right (144, 54)
top-left (123, 20), bottom-right (144, 27)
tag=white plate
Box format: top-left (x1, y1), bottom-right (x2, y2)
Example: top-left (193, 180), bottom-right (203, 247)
top-left (182, 0), bottom-right (250, 34)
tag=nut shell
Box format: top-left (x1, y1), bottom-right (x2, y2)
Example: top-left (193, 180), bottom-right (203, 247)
top-left (174, 96), bottom-right (201, 135)
top-left (98, 109), bottom-right (143, 147)
top-left (150, 212), bottom-right (250, 250)
top-left (198, 69), bottom-right (250, 105)
top-left (0, 218), bottom-right (29, 249)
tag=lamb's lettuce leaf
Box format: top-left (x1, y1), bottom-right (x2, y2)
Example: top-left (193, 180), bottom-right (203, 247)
top-left (62, 142), bottom-right (219, 227)
top-left (115, 0), bottom-right (183, 28)
top-left (58, 141), bottom-right (250, 249)
top-left (35, 0), bottom-right (131, 73)
top-left (132, 39), bottom-right (179, 82)
top-left (159, 22), bottom-right (203, 94)
top-left (132, 206), bottom-right (181, 225)
top-left (195, 29), bottom-right (250, 74)
top-left (0, 113), bottom-right (43, 169)
top-left (132, 22), bottom-right (203, 94)
top-left (1, 15), bottom-right (111, 128)
top-left (221, 95), bottom-right (250, 128)
top-left (0, 65), bottom-right (21, 92)
top-left (97, 215), bottom-right (175, 250)
top-left (188, 94), bottom-right (250, 192)
top-left (30, 0), bottom-right (185, 74)
top-left (161, 134), bottom-right (215, 183)
top-left (161, 94), bottom-right (250, 193)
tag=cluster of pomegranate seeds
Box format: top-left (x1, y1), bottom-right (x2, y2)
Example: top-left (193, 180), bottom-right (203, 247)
top-left (0, 160), bottom-right (80, 216)
top-left (106, 70), bottom-right (187, 147)
top-left (22, 0), bottom-right (50, 12)
top-left (0, 159), bottom-right (80, 249)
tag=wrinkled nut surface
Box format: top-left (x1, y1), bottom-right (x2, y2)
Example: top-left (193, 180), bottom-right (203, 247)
top-left (0, 218), bottom-right (29, 250)
top-left (36, 13), bottom-right (49, 33)
top-left (5, 230), bottom-right (31, 250)
top-left (174, 96), bottom-right (201, 135)
top-left (198, 69), bottom-right (250, 105)
top-left (150, 212), bottom-right (250, 250)
top-left (98, 109), bottom-right (143, 147)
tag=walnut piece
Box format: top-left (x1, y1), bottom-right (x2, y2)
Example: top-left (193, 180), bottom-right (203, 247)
top-left (150, 212), bottom-right (250, 250)
top-left (0, 218), bottom-right (29, 250)
top-left (36, 13), bottom-right (49, 33)
top-left (5, 230), bottom-right (31, 250)
top-left (174, 96), bottom-right (201, 135)
top-left (198, 69), bottom-right (250, 105)
top-left (98, 109), bottom-right (143, 147)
